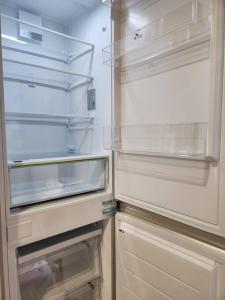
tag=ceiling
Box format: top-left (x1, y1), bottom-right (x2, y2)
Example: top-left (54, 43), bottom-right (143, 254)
top-left (1, 0), bottom-right (101, 24)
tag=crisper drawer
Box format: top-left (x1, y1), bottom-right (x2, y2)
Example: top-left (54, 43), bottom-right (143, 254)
top-left (17, 225), bottom-right (102, 300)
top-left (9, 155), bottom-right (108, 208)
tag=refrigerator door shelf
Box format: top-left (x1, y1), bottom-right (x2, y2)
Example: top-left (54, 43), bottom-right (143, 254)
top-left (103, 123), bottom-right (210, 161)
top-left (103, 0), bottom-right (211, 68)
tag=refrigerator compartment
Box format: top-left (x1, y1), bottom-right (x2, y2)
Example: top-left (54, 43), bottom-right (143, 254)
top-left (104, 123), bottom-right (209, 160)
top-left (17, 225), bottom-right (102, 300)
top-left (1, 14), bottom-right (94, 68)
top-left (1, 14), bottom-right (94, 117)
top-left (102, 0), bottom-right (211, 69)
top-left (9, 155), bottom-right (108, 208)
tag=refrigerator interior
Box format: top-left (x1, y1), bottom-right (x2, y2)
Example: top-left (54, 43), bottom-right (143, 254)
top-left (0, 0), bottom-right (112, 208)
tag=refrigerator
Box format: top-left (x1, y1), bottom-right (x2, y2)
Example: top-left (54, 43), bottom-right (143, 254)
top-left (0, 0), bottom-right (225, 299)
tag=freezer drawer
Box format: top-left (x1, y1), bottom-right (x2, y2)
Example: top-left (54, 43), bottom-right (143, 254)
top-left (17, 225), bottom-right (102, 300)
top-left (9, 156), bottom-right (108, 208)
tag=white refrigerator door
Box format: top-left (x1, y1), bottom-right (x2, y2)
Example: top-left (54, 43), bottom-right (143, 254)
top-left (116, 212), bottom-right (225, 300)
top-left (111, 0), bottom-right (225, 236)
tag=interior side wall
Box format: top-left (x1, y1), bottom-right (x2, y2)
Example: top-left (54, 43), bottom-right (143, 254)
top-left (67, 4), bottom-right (112, 155)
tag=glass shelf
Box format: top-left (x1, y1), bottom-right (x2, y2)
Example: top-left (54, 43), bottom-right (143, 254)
top-left (1, 14), bottom-right (94, 65)
top-left (104, 123), bottom-right (211, 160)
top-left (102, 0), bottom-right (212, 70)
top-left (9, 154), bottom-right (108, 208)
top-left (5, 111), bottom-right (94, 126)
top-left (3, 58), bottom-right (93, 92)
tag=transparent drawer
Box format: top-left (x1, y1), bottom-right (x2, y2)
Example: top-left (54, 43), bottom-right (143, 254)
top-left (9, 155), bottom-right (108, 208)
top-left (17, 227), bottom-right (102, 300)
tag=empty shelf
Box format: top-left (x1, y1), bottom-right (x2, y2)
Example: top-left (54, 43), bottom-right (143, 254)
top-left (6, 112), bottom-right (94, 126)
top-left (4, 74), bottom-right (92, 92)
top-left (3, 58), bottom-right (93, 91)
top-left (1, 14), bottom-right (94, 65)
top-left (4, 58), bottom-right (93, 80)
top-left (2, 44), bottom-right (94, 65)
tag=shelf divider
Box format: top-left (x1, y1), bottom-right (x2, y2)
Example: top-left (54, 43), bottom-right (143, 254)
top-left (102, 0), bottom-right (212, 70)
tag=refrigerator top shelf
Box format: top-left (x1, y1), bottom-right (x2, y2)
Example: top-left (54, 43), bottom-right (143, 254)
top-left (1, 14), bottom-right (94, 63)
top-left (8, 153), bottom-right (109, 168)
top-left (1, 14), bottom-right (94, 48)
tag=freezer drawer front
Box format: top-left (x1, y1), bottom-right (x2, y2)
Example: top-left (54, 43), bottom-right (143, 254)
top-left (116, 213), bottom-right (219, 300)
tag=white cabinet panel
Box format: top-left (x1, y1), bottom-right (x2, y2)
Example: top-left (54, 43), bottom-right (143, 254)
top-left (116, 213), bottom-right (225, 300)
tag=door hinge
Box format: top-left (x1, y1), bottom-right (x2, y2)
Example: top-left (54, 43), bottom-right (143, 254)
top-left (102, 199), bottom-right (118, 215)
